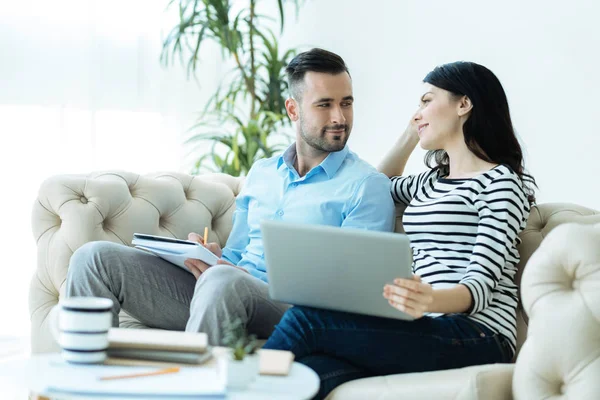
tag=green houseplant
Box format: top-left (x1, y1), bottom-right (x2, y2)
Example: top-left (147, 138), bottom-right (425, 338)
top-left (161, 0), bottom-right (303, 176)
top-left (218, 317), bottom-right (260, 388)
top-left (222, 317), bottom-right (259, 360)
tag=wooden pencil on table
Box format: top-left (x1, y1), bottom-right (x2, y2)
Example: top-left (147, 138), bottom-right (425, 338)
top-left (99, 366), bottom-right (180, 381)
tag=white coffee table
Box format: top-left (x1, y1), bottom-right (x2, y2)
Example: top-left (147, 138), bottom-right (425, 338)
top-left (0, 353), bottom-right (320, 400)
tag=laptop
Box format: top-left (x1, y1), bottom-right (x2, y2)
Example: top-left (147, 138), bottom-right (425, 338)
top-left (261, 220), bottom-right (415, 321)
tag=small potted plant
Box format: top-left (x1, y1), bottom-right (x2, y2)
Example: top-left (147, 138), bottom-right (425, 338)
top-left (218, 317), bottom-right (259, 388)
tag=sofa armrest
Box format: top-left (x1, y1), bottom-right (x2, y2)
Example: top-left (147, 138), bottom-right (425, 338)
top-left (30, 171), bottom-right (243, 353)
top-left (513, 223), bottom-right (600, 399)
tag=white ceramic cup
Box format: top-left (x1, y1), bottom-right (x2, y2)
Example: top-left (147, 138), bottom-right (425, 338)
top-left (49, 297), bottom-right (113, 364)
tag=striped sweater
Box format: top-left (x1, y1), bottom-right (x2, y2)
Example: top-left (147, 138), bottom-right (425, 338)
top-left (391, 164), bottom-right (530, 354)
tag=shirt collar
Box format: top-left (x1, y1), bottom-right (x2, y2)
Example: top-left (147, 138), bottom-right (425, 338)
top-left (319, 145), bottom-right (349, 178)
top-left (276, 143), bottom-right (349, 179)
top-left (277, 144), bottom-right (297, 171)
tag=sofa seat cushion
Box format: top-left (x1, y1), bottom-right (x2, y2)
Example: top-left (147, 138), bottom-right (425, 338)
top-left (327, 363), bottom-right (514, 400)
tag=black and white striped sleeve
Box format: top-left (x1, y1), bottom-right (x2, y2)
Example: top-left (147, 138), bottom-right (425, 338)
top-left (460, 173), bottom-right (530, 314)
top-left (390, 169), bottom-right (436, 206)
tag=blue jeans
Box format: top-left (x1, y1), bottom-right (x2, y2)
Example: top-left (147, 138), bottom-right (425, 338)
top-left (263, 306), bottom-right (513, 400)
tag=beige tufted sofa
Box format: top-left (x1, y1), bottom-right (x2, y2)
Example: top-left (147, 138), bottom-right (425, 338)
top-left (30, 171), bottom-right (600, 399)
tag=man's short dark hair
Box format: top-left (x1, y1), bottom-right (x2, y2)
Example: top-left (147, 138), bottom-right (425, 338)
top-left (286, 48), bottom-right (349, 100)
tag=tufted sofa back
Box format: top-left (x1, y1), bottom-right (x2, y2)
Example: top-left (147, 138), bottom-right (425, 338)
top-left (510, 203), bottom-right (600, 354)
top-left (30, 171), bottom-right (600, 354)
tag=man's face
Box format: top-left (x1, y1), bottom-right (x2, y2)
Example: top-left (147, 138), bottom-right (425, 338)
top-left (289, 71), bottom-right (354, 153)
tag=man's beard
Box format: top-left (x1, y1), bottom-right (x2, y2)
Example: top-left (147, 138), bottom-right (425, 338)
top-left (299, 117), bottom-right (350, 153)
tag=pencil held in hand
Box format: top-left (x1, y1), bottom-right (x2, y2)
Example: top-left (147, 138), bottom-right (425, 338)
top-left (99, 366), bottom-right (180, 381)
top-left (203, 227), bottom-right (208, 244)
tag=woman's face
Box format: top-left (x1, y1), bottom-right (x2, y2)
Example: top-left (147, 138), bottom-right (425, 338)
top-left (413, 83), bottom-right (465, 151)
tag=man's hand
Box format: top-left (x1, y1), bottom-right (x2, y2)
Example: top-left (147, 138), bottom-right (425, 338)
top-left (184, 232), bottom-right (248, 280)
top-left (184, 232), bottom-right (222, 280)
top-left (187, 232), bottom-right (223, 257)
top-left (383, 275), bottom-right (433, 319)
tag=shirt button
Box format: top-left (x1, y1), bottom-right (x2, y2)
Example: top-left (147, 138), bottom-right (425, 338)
top-left (277, 210), bottom-right (284, 217)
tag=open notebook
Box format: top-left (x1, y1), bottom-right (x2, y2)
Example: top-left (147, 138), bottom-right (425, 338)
top-left (132, 233), bottom-right (219, 273)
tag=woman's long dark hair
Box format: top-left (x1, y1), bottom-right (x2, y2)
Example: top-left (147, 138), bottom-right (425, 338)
top-left (423, 61), bottom-right (536, 204)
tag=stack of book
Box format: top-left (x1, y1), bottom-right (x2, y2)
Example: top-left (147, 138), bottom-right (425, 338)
top-left (106, 328), bottom-right (212, 366)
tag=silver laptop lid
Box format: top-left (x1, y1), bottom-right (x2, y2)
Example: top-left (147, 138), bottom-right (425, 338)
top-left (262, 220), bottom-right (414, 320)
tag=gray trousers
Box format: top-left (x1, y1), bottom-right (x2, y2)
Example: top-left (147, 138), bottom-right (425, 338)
top-left (65, 241), bottom-right (289, 345)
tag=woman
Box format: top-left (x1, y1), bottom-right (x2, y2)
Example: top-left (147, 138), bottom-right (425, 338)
top-left (263, 61), bottom-right (536, 399)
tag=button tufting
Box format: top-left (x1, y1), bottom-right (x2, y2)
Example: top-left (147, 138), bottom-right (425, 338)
top-left (80, 197), bottom-right (88, 204)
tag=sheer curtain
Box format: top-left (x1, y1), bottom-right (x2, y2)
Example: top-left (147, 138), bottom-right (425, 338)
top-left (0, 0), bottom-right (222, 339)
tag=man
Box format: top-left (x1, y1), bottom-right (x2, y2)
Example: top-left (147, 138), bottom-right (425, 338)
top-left (66, 48), bottom-right (394, 345)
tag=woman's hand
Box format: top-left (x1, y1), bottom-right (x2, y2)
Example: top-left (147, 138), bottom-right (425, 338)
top-left (383, 275), bottom-right (433, 318)
top-left (405, 112), bottom-right (420, 141)
top-left (377, 114), bottom-right (421, 177)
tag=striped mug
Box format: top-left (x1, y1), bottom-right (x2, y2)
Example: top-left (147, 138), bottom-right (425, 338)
top-left (49, 297), bottom-right (113, 364)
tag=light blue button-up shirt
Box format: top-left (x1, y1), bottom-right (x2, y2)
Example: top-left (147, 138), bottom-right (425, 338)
top-left (221, 143), bottom-right (395, 282)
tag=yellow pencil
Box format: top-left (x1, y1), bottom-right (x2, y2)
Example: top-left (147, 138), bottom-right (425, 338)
top-left (203, 227), bottom-right (208, 244)
top-left (99, 366), bottom-right (180, 381)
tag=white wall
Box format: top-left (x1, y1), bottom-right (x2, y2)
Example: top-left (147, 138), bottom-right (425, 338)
top-left (280, 0), bottom-right (600, 209)
top-left (0, 0), bottom-right (223, 338)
